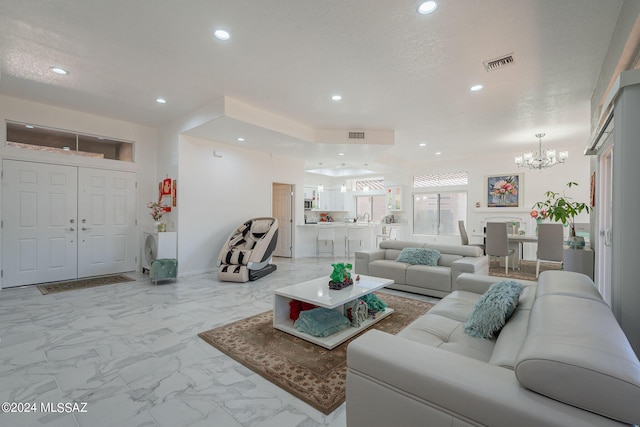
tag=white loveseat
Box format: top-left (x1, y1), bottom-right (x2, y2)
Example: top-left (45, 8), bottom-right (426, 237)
top-left (346, 271), bottom-right (640, 427)
top-left (354, 240), bottom-right (488, 298)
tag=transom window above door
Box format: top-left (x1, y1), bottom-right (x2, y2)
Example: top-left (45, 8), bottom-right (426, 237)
top-left (6, 120), bottom-right (134, 162)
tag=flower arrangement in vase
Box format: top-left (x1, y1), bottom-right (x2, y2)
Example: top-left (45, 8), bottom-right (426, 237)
top-left (532, 182), bottom-right (591, 248)
top-left (529, 208), bottom-right (549, 235)
top-left (147, 201), bottom-right (167, 232)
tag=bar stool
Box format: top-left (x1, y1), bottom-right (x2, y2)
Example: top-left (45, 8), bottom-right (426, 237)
top-left (375, 226), bottom-right (398, 246)
top-left (345, 227), bottom-right (367, 259)
top-left (316, 228), bottom-right (336, 260)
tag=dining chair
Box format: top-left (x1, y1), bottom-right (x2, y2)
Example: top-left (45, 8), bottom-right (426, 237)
top-left (458, 220), bottom-right (485, 253)
top-left (536, 223), bottom-right (564, 277)
top-left (485, 222), bottom-right (515, 275)
top-left (316, 228), bottom-right (335, 260)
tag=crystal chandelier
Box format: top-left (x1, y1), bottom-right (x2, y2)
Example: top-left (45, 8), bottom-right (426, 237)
top-left (515, 133), bottom-right (568, 169)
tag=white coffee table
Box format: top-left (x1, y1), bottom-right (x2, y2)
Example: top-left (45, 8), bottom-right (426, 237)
top-left (273, 275), bottom-right (394, 349)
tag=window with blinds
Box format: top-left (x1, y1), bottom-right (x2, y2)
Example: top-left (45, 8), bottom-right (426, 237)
top-left (355, 179), bottom-right (385, 191)
top-left (413, 172), bottom-right (468, 187)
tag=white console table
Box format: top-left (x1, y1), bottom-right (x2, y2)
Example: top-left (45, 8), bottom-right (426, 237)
top-left (563, 247), bottom-right (594, 279)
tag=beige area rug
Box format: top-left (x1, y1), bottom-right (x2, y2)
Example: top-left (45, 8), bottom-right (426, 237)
top-left (37, 274), bottom-right (135, 295)
top-left (198, 292), bottom-right (433, 415)
top-left (489, 259), bottom-right (561, 281)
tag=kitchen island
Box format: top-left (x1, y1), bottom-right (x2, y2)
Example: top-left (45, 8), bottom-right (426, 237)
top-left (296, 222), bottom-right (405, 258)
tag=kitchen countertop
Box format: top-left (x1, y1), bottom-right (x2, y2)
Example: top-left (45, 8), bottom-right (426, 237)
top-left (298, 222), bottom-right (401, 227)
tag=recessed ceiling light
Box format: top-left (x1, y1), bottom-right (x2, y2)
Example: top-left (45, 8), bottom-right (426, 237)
top-left (237, 137), bottom-right (245, 142)
top-left (435, 152), bottom-right (442, 155)
top-left (470, 84), bottom-right (483, 92)
top-left (418, 1), bottom-right (437, 14)
top-left (50, 67), bottom-right (68, 75)
top-left (214, 29), bottom-right (230, 41)
top-left (156, 98), bottom-right (167, 104)
top-left (331, 94), bottom-right (342, 101)
top-left (338, 152), bottom-right (345, 156)
top-left (419, 143), bottom-right (426, 147)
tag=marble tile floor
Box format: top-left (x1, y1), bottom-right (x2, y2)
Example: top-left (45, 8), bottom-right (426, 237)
top-left (0, 257), bottom-right (439, 427)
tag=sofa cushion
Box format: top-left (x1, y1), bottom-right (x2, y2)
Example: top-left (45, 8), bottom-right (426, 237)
top-left (424, 242), bottom-right (484, 257)
top-left (427, 290), bottom-right (481, 322)
top-left (384, 249), bottom-right (404, 260)
top-left (464, 280), bottom-right (523, 339)
top-left (436, 253), bottom-right (462, 267)
top-left (515, 293), bottom-right (640, 425)
top-left (395, 247), bottom-right (441, 265)
top-left (488, 284), bottom-right (536, 369)
top-left (379, 240), bottom-right (426, 251)
top-left (536, 270), bottom-right (605, 303)
top-left (406, 265), bottom-right (451, 293)
top-left (368, 260), bottom-right (408, 285)
top-left (399, 313), bottom-right (495, 362)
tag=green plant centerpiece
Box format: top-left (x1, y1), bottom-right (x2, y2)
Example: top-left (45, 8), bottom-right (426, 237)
top-left (532, 182), bottom-right (591, 249)
top-left (329, 262), bottom-right (354, 290)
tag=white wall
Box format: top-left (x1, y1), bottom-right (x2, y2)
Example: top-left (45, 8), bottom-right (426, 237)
top-left (404, 147), bottom-right (592, 246)
top-left (177, 135), bottom-right (305, 275)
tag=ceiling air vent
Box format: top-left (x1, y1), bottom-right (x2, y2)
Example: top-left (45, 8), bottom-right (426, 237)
top-left (348, 131), bottom-right (365, 140)
top-left (483, 54), bottom-right (515, 72)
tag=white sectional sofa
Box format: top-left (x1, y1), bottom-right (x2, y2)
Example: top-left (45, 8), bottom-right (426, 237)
top-left (346, 271), bottom-right (640, 427)
top-left (354, 240), bottom-right (488, 298)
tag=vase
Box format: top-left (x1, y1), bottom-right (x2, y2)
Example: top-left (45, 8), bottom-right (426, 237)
top-left (567, 235), bottom-right (585, 249)
top-left (157, 223), bottom-right (166, 232)
top-left (567, 227), bottom-right (585, 249)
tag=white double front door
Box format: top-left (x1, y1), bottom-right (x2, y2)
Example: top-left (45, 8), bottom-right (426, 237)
top-left (2, 160), bottom-right (137, 288)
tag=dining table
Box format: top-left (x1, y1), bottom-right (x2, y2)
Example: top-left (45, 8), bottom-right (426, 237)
top-left (472, 232), bottom-right (539, 269)
top-left (507, 234), bottom-right (538, 269)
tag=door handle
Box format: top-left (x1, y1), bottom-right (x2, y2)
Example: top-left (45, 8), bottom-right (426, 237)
top-left (69, 227), bottom-right (75, 232)
top-left (82, 227), bottom-right (91, 231)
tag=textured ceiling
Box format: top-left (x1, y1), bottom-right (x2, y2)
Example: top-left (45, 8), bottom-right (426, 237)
top-left (0, 0), bottom-right (625, 175)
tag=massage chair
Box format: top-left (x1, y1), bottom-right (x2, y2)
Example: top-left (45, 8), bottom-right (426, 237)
top-left (217, 217), bottom-right (278, 282)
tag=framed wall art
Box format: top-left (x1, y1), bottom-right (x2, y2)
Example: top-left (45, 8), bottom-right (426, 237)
top-left (486, 174), bottom-right (521, 208)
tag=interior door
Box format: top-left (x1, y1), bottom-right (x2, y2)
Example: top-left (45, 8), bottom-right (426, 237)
top-left (2, 160), bottom-right (78, 287)
top-left (77, 168), bottom-right (137, 277)
top-left (272, 183), bottom-right (293, 257)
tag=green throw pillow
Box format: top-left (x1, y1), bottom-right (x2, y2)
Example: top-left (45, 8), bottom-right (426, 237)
top-left (294, 307), bottom-right (351, 337)
top-left (464, 280), bottom-right (524, 339)
top-left (395, 247), bottom-right (441, 266)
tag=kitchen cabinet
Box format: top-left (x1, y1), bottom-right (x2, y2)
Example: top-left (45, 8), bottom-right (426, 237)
top-left (330, 190), bottom-right (345, 211)
top-left (316, 189), bottom-right (345, 211)
top-left (304, 186), bottom-right (314, 200)
top-left (304, 186), bottom-right (319, 209)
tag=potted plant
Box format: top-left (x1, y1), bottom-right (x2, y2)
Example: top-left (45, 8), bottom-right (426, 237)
top-left (532, 182), bottom-right (591, 249)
